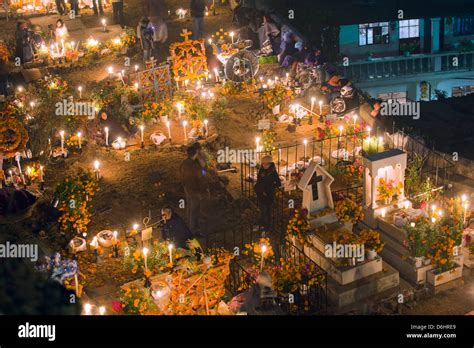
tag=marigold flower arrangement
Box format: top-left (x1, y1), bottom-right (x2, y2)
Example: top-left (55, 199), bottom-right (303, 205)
top-left (402, 218), bottom-right (432, 258)
top-left (242, 237), bottom-right (274, 269)
top-left (316, 120), bottom-right (340, 140)
top-left (120, 27), bottom-right (138, 47)
top-left (359, 229), bottom-right (385, 253)
top-left (335, 195), bottom-right (364, 224)
top-left (119, 285), bottom-right (156, 315)
top-left (286, 209), bottom-right (311, 244)
top-left (42, 75), bottom-right (69, 97)
top-left (262, 84), bottom-right (293, 109)
top-left (343, 160), bottom-right (363, 182)
top-left (55, 170), bottom-right (98, 234)
top-left (377, 178), bottom-right (403, 202)
top-left (427, 235), bottom-right (456, 273)
top-left (123, 240), bottom-right (189, 275)
top-left (268, 257), bottom-right (326, 294)
top-left (261, 129), bottom-right (276, 152)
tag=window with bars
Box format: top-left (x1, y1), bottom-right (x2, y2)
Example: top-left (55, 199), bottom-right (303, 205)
top-left (453, 16), bottom-right (474, 36)
top-left (399, 19), bottom-right (420, 39)
top-left (359, 22), bottom-right (390, 46)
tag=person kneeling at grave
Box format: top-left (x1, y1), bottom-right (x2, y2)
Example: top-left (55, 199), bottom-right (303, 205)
top-left (160, 206), bottom-right (195, 249)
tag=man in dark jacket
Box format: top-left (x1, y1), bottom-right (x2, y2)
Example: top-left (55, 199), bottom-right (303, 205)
top-left (161, 207), bottom-right (194, 249)
top-left (254, 155), bottom-right (281, 231)
top-left (180, 146), bottom-right (203, 231)
top-left (190, 0), bottom-right (205, 40)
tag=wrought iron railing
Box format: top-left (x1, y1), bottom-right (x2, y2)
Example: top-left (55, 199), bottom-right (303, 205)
top-left (338, 50), bottom-right (474, 83)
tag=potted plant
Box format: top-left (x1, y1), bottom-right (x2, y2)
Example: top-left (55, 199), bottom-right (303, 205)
top-left (400, 41), bottom-right (419, 57)
top-left (335, 194), bottom-right (364, 232)
top-left (360, 229), bottom-right (385, 260)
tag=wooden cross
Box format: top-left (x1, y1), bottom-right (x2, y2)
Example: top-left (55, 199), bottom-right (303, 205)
top-left (309, 173), bottom-right (323, 201)
top-left (180, 29), bottom-right (192, 41)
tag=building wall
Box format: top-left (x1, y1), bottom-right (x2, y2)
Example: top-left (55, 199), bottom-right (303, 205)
top-left (339, 20), bottom-right (425, 61)
top-left (443, 17), bottom-right (474, 50)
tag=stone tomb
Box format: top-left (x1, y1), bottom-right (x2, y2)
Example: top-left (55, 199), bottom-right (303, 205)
top-left (297, 162), bottom-right (399, 308)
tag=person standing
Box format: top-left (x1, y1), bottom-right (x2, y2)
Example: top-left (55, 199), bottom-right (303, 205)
top-left (180, 146), bottom-right (203, 232)
top-left (68, 0), bottom-right (80, 17)
top-left (190, 0), bottom-right (205, 40)
top-left (254, 155), bottom-right (281, 231)
top-left (137, 17), bottom-right (154, 62)
top-left (112, 0), bottom-right (124, 27)
top-left (55, 0), bottom-right (66, 15)
top-left (151, 16), bottom-right (168, 59)
top-left (15, 21), bottom-right (34, 65)
top-left (92, 0), bottom-right (104, 16)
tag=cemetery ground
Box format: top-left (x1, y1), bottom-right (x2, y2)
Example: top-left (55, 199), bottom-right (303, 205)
top-left (1, 0), bottom-right (474, 317)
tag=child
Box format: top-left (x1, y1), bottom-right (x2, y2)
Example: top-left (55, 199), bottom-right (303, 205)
top-left (137, 17), bottom-right (154, 63)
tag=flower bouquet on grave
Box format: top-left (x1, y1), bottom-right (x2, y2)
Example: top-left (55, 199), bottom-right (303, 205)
top-left (286, 209), bottom-right (311, 245)
top-left (402, 217), bottom-right (434, 267)
top-left (359, 228), bottom-right (384, 259)
top-left (262, 129), bottom-right (276, 152)
top-left (377, 178), bottom-right (403, 205)
top-left (242, 237), bottom-right (275, 271)
top-left (335, 194), bottom-right (364, 231)
top-left (119, 284), bottom-right (157, 315)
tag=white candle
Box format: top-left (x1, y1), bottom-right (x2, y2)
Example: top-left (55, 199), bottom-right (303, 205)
top-left (77, 132), bottom-right (82, 149)
top-left (166, 121), bottom-right (171, 139)
top-left (99, 306), bottom-right (106, 315)
top-left (94, 160), bottom-right (100, 180)
top-left (285, 73), bottom-right (289, 84)
top-left (113, 231), bottom-right (118, 245)
top-left (74, 273), bottom-right (79, 296)
top-left (60, 130), bottom-right (65, 152)
top-left (182, 120), bottom-right (188, 142)
top-left (303, 139), bottom-right (307, 162)
top-left (102, 18), bottom-right (107, 32)
top-left (104, 127), bottom-right (109, 146)
top-left (353, 114), bottom-right (358, 126)
top-left (381, 208), bottom-right (386, 218)
top-left (143, 247), bottom-right (149, 272)
top-left (140, 125), bottom-right (145, 143)
top-left (311, 97), bottom-right (315, 113)
top-left (339, 125), bottom-right (343, 138)
top-left (204, 119), bottom-right (209, 137)
top-left (319, 100), bottom-right (323, 115)
top-left (214, 68), bottom-right (219, 82)
top-left (256, 136), bottom-right (260, 153)
top-left (8, 170), bottom-right (13, 183)
top-left (230, 31), bottom-right (234, 44)
top-left (61, 39), bottom-right (65, 53)
top-left (78, 86), bottom-right (82, 99)
top-left (367, 126), bottom-right (371, 139)
top-left (16, 157), bottom-right (22, 174)
top-left (260, 244), bottom-right (267, 271)
top-left (168, 243), bottom-right (173, 265)
top-left (176, 103), bottom-right (182, 119)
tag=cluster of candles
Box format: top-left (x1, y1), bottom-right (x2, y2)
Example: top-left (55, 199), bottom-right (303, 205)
top-left (83, 303), bottom-right (106, 315)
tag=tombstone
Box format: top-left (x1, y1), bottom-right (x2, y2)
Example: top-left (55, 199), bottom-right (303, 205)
top-left (298, 162), bottom-right (336, 225)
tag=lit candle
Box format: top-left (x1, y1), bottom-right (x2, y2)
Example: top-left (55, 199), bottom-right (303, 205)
top-left (404, 201), bottom-right (410, 210)
top-left (260, 244), bottom-right (267, 271)
top-left (102, 18), bottom-right (107, 32)
top-left (319, 100), bottom-right (323, 115)
top-left (113, 231), bottom-right (118, 245)
top-left (8, 170), bottom-right (13, 184)
top-left (140, 124), bottom-right (145, 148)
top-left (16, 156), bottom-right (22, 174)
top-left (339, 125), bottom-right (343, 138)
top-left (168, 243), bottom-right (173, 265)
top-left (78, 86), bottom-right (82, 99)
top-left (410, 222), bottom-right (415, 228)
top-left (77, 132), bottom-right (82, 149)
top-left (353, 114), bottom-right (358, 126)
top-left (182, 120), bottom-right (188, 142)
top-left (230, 31), bottom-right (234, 44)
top-left (166, 121), bottom-right (171, 140)
top-left (311, 97), bottom-right (315, 113)
top-left (367, 126), bottom-right (371, 139)
top-left (99, 306), bottom-right (106, 315)
top-left (104, 127), bottom-right (109, 146)
top-left (60, 38), bottom-right (65, 53)
top-left (84, 303), bottom-right (92, 315)
top-left (285, 72), bottom-right (289, 84)
top-left (461, 194), bottom-right (467, 203)
top-left (213, 68), bottom-right (219, 82)
top-left (256, 136), bottom-right (260, 153)
top-left (60, 130), bottom-right (65, 152)
top-left (143, 247), bottom-right (149, 273)
top-left (39, 165), bottom-right (44, 182)
top-left (208, 38), bottom-right (212, 45)
top-left (381, 208), bottom-right (386, 218)
top-left (107, 66), bottom-right (113, 75)
top-left (94, 160), bottom-right (100, 180)
top-left (204, 119), bottom-right (209, 137)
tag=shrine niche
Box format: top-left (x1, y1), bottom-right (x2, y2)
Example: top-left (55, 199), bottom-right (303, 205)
top-left (362, 149), bottom-right (407, 227)
top-left (137, 59), bottom-right (173, 103)
top-left (169, 30), bottom-right (208, 87)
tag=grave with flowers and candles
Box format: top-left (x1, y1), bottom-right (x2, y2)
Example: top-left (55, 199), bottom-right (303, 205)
top-left (295, 161), bottom-right (399, 308)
